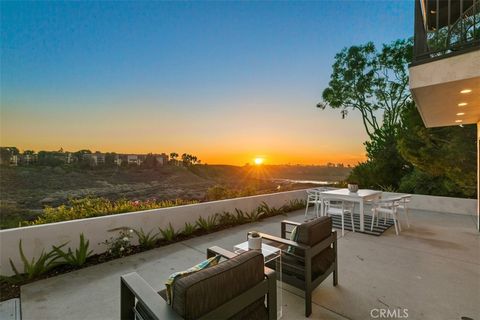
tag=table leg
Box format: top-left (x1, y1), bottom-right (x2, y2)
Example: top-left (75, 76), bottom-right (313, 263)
top-left (320, 198), bottom-right (325, 218)
top-left (359, 200), bottom-right (364, 232)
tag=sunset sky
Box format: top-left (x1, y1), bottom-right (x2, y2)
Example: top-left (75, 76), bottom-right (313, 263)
top-left (1, 1), bottom-right (413, 166)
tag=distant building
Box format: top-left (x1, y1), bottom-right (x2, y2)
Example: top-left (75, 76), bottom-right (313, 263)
top-left (92, 152), bottom-right (106, 165)
top-left (114, 155), bottom-right (123, 166)
top-left (20, 153), bottom-right (37, 165)
top-left (127, 155), bottom-right (142, 165)
top-left (10, 154), bottom-right (19, 166)
top-left (65, 153), bottom-right (75, 164)
top-left (155, 153), bottom-right (169, 166)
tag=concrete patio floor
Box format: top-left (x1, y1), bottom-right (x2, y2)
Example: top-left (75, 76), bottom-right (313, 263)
top-left (20, 208), bottom-right (479, 320)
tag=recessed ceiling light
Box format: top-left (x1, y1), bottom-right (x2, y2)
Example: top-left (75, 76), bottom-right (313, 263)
top-left (456, 112), bottom-right (465, 116)
top-left (460, 89), bottom-right (472, 94)
top-left (458, 102), bottom-right (468, 106)
top-left (455, 119), bottom-right (463, 123)
top-left (430, 10), bottom-right (436, 14)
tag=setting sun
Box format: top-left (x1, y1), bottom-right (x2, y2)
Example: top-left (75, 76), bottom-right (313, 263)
top-left (254, 157), bottom-right (264, 165)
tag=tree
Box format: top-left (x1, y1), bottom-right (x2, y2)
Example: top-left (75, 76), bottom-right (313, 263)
top-left (0, 147), bottom-right (19, 164)
top-left (320, 39), bottom-right (413, 139)
top-left (397, 104), bottom-right (476, 198)
top-left (319, 39), bottom-right (413, 189)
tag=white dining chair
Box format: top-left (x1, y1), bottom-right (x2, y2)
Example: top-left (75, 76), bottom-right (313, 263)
top-left (398, 194), bottom-right (412, 228)
top-left (305, 189), bottom-right (322, 217)
top-left (371, 196), bottom-right (403, 235)
top-left (324, 198), bottom-right (355, 236)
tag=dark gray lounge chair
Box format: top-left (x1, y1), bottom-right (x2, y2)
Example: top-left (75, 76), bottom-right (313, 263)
top-left (120, 248), bottom-right (277, 320)
top-left (259, 216), bottom-right (338, 317)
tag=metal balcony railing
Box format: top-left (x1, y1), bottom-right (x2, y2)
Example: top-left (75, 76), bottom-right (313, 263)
top-left (413, 0), bottom-right (480, 64)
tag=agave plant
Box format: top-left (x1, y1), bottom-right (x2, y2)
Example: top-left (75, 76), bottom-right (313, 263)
top-left (181, 222), bottom-right (197, 236)
top-left (158, 223), bottom-right (177, 242)
top-left (196, 215), bottom-right (217, 231)
top-left (216, 211), bottom-right (236, 226)
top-left (10, 240), bottom-right (65, 280)
top-left (133, 228), bottom-right (159, 249)
top-left (242, 208), bottom-right (264, 222)
top-left (281, 199), bottom-right (307, 212)
top-left (52, 233), bottom-right (93, 267)
top-left (258, 202), bottom-right (283, 217)
top-left (234, 208), bottom-right (247, 224)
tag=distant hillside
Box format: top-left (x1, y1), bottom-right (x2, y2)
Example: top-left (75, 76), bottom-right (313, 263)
top-left (0, 164), bottom-right (350, 210)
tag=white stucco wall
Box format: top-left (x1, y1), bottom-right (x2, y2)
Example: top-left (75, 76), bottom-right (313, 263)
top-left (0, 189), bottom-right (476, 276)
top-left (0, 189), bottom-right (306, 276)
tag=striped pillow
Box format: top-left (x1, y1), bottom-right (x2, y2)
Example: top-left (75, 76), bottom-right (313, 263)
top-left (287, 226), bottom-right (299, 253)
top-left (165, 255), bottom-right (221, 305)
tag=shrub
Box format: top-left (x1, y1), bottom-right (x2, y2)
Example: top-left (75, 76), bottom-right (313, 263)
top-left (196, 216), bottom-right (217, 231)
top-left (258, 202), bottom-right (282, 217)
top-left (181, 222), bottom-right (197, 236)
top-left (26, 197), bottom-right (198, 225)
top-left (158, 223), bottom-right (177, 242)
top-left (281, 199), bottom-right (306, 212)
top-left (9, 240), bottom-right (64, 280)
top-left (100, 227), bottom-right (133, 257)
top-left (52, 233), bottom-right (93, 267)
top-left (133, 228), bottom-right (159, 249)
top-left (241, 209), bottom-right (264, 222)
top-left (216, 211), bottom-right (236, 226)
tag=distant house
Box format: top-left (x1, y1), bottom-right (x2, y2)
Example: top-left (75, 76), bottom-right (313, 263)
top-left (114, 155), bottom-right (123, 166)
top-left (155, 153), bottom-right (169, 166)
top-left (10, 155), bottom-right (19, 166)
top-left (127, 155), bottom-right (142, 165)
top-left (93, 152), bottom-right (106, 165)
top-left (20, 153), bottom-right (37, 165)
top-left (65, 153), bottom-right (76, 164)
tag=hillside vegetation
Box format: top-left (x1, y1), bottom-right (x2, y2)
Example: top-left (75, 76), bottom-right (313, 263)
top-left (0, 164), bottom-right (350, 228)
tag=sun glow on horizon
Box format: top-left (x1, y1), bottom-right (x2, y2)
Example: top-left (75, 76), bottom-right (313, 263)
top-left (254, 157), bottom-right (264, 165)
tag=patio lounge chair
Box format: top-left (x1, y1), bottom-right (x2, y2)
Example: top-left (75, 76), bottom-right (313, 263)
top-left (120, 248), bottom-right (277, 320)
top-left (259, 216), bottom-right (337, 317)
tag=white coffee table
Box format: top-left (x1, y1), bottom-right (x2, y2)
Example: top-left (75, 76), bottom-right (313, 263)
top-left (234, 241), bottom-right (283, 319)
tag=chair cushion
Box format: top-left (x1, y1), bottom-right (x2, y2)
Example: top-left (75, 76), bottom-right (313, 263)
top-left (296, 216), bottom-right (332, 247)
top-left (165, 255), bottom-right (221, 305)
top-left (172, 250), bottom-right (266, 320)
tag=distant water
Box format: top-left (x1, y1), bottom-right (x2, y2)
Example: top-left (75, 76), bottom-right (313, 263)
top-left (273, 178), bottom-right (336, 185)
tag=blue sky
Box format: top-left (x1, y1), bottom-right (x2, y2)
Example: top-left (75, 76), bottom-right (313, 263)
top-left (1, 1), bottom-right (414, 165)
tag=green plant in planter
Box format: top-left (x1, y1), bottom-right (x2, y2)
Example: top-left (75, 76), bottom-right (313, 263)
top-left (258, 202), bottom-right (282, 217)
top-left (158, 223), bottom-right (178, 242)
top-left (285, 199), bottom-right (306, 211)
top-left (100, 227), bottom-right (133, 258)
top-left (233, 208), bottom-right (247, 224)
top-left (216, 211), bottom-right (236, 226)
top-left (249, 231), bottom-right (261, 238)
top-left (242, 209), bottom-right (264, 222)
top-left (181, 222), bottom-right (197, 236)
top-left (196, 215), bottom-right (217, 231)
top-left (52, 233), bottom-right (93, 267)
top-left (9, 240), bottom-right (65, 280)
top-left (133, 228), bottom-right (159, 249)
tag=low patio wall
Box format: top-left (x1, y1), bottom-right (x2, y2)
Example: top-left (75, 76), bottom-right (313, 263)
top-left (0, 189), bottom-right (306, 276)
top-left (0, 189), bottom-right (476, 276)
top-left (384, 192), bottom-right (477, 216)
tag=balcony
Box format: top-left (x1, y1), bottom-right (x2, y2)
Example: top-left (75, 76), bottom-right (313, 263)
top-left (1, 191), bottom-right (478, 319)
top-left (409, 0), bottom-right (480, 128)
top-left (412, 0), bottom-right (480, 65)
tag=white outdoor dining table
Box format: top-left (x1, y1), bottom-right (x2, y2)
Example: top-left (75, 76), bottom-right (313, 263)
top-left (319, 188), bottom-right (382, 232)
